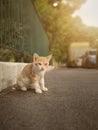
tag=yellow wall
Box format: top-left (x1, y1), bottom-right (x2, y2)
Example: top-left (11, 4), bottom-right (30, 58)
top-left (68, 42), bottom-right (90, 61)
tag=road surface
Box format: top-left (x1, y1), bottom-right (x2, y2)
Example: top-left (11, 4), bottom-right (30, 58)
top-left (0, 68), bottom-right (98, 130)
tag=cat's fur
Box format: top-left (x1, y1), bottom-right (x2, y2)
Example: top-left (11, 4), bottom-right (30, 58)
top-left (17, 53), bottom-right (52, 93)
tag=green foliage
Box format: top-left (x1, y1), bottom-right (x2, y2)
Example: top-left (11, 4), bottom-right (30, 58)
top-left (1, 0), bottom-right (98, 63)
top-left (34, 0), bottom-right (88, 62)
top-left (0, 48), bottom-right (32, 63)
top-left (34, 0), bottom-right (98, 63)
top-left (0, 49), bottom-right (15, 62)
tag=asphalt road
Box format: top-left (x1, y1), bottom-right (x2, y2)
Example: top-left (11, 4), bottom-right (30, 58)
top-left (0, 68), bottom-right (98, 130)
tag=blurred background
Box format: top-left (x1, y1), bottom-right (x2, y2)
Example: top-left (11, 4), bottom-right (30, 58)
top-left (0, 0), bottom-right (98, 68)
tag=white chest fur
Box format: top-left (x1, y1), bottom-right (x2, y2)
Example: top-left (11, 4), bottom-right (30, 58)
top-left (37, 71), bottom-right (45, 82)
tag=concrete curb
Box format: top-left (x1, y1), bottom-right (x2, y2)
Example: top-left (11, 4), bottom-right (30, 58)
top-left (0, 62), bottom-right (54, 92)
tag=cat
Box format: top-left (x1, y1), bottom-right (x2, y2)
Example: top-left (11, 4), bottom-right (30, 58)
top-left (17, 53), bottom-right (52, 94)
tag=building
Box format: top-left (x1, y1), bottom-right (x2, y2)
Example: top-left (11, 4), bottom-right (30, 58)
top-left (68, 42), bottom-right (90, 67)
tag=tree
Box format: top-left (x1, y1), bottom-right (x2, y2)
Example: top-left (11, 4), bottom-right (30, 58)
top-left (34, 0), bottom-right (98, 63)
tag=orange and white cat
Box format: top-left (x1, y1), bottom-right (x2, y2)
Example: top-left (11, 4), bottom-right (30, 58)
top-left (17, 53), bottom-right (52, 93)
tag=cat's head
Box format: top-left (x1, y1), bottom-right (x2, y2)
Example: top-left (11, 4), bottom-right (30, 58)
top-left (32, 53), bottom-right (52, 72)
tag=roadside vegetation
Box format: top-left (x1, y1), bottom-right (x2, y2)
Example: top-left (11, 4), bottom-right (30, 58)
top-left (34, 0), bottom-right (98, 63)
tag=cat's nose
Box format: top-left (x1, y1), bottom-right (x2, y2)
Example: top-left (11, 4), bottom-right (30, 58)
top-left (41, 67), bottom-right (45, 71)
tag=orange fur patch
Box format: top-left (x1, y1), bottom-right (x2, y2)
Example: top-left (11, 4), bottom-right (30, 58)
top-left (31, 76), bottom-right (37, 83)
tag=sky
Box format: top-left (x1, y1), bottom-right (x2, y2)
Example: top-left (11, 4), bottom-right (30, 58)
top-left (74, 0), bottom-right (98, 27)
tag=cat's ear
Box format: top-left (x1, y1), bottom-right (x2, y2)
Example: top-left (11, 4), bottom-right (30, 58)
top-left (33, 53), bottom-right (39, 62)
top-left (46, 54), bottom-right (52, 61)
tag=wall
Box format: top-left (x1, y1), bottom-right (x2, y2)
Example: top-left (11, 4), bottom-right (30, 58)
top-left (0, 62), bottom-right (54, 92)
top-left (0, 62), bottom-right (27, 92)
top-left (68, 42), bottom-right (90, 61)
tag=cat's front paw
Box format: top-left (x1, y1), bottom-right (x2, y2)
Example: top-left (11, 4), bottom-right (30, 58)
top-left (21, 87), bottom-right (27, 91)
top-left (35, 89), bottom-right (42, 94)
top-left (42, 87), bottom-right (48, 92)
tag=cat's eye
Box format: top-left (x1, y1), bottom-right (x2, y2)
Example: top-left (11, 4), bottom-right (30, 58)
top-left (38, 63), bottom-right (42, 65)
top-left (45, 63), bottom-right (48, 66)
